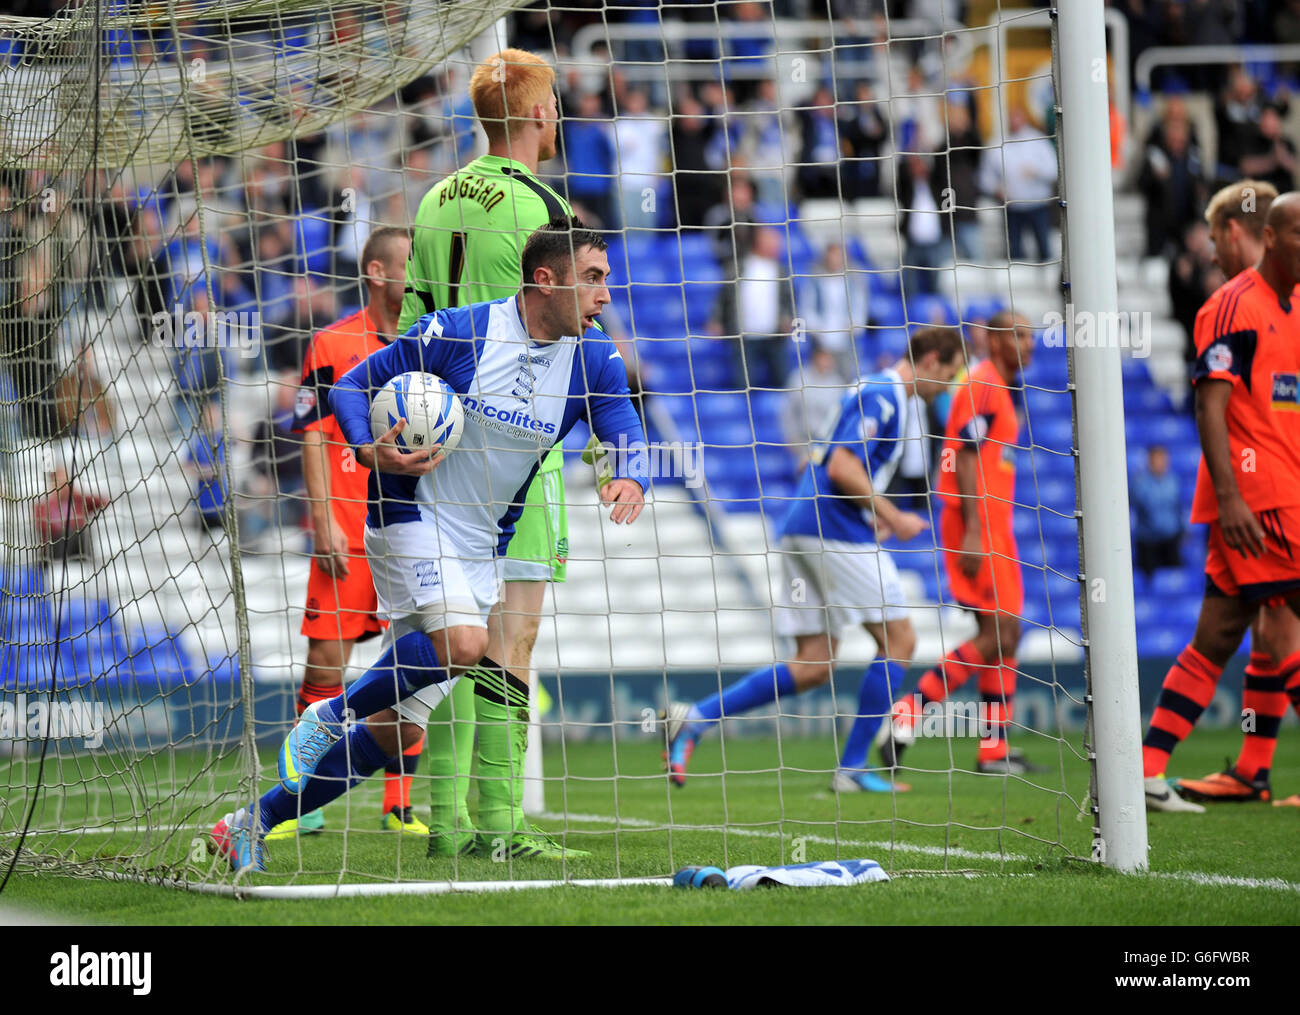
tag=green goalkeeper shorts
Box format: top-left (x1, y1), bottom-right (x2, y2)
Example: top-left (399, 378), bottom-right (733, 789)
top-left (503, 467), bottom-right (568, 583)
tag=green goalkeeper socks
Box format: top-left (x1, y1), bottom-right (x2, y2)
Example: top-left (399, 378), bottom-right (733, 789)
top-left (426, 677), bottom-right (476, 837)
top-left (471, 661), bottom-right (531, 840)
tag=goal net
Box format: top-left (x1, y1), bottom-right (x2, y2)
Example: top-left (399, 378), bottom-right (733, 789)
top-left (0, 0), bottom-right (1125, 896)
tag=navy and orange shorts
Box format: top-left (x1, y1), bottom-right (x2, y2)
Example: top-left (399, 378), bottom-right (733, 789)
top-left (941, 506), bottom-right (1025, 616)
top-left (1205, 504), bottom-right (1300, 603)
top-left (301, 549), bottom-right (386, 642)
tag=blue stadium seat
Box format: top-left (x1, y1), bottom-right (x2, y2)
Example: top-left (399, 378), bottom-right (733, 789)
top-left (1024, 349), bottom-right (1068, 386)
top-left (1032, 417), bottom-right (1075, 453)
top-left (865, 327), bottom-right (909, 364)
top-left (709, 420), bottom-right (756, 447)
top-left (1035, 452), bottom-right (1076, 483)
top-left (869, 293), bottom-right (906, 328)
top-left (1166, 440), bottom-right (1201, 476)
top-left (686, 358), bottom-right (731, 392)
top-left (1138, 626), bottom-right (1193, 657)
top-left (961, 297), bottom-right (1005, 323)
top-left (628, 285), bottom-right (686, 335)
top-left (681, 254), bottom-right (723, 284)
top-left (1023, 386), bottom-right (1070, 417)
top-left (1121, 356), bottom-right (1154, 384)
top-left (868, 270), bottom-right (902, 298)
top-left (1123, 384), bottom-right (1173, 415)
top-left (679, 232), bottom-right (714, 264)
top-left (748, 388), bottom-right (785, 420)
top-left (608, 287), bottom-right (632, 326)
top-left (782, 223), bottom-right (817, 277)
top-left (118, 627), bottom-right (196, 687)
top-left (1039, 509), bottom-right (1079, 543)
top-left (660, 396), bottom-right (701, 440)
top-left (754, 444), bottom-right (793, 476)
top-left (683, 282), bottom-right (723, 332)
top-left (1139, 414), bottom-right (1197, 446)
top-left (55, 598), bottom-right (126, 682)
top-left (1150, 568), bottom-right (1200, 598)
top-left (846, 236), bottom-right (874, 270)
top-left (293, 216), bottom-right (331, 275)
top-left (1, 566), bottom-right (45, 597)
top-left (904, 292), bottom-right (958, 326)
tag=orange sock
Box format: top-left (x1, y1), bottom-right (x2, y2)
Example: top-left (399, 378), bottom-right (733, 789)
top-left (296, 678), bottom-right (339, 717)
top-left (890, 694), bottom-right (920, 734)
top-left (917, 642), bottom-right (985, 705)
top-left (382, 734), bottom-right (426, 813)
top-left (977, 660), bottom-right (1017, 762)
top-left (1234, 651), bottom-right (1298, 781)
top-left (1142, 645), bottom-right (1222, 777)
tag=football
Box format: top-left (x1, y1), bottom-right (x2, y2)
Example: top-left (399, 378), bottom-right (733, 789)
top-left (369, 371), bottom-right (464, 459)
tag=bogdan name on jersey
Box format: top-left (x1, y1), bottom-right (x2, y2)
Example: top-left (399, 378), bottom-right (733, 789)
top-left (459, 395), bottom-right (558, 436)
top-left (436, 173), bottom-right (507, 213)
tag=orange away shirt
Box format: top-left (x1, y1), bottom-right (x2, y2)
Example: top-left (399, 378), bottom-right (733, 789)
top-left (1190, 269), bottom-right (1300, 524)
top-left (292, 307), bottom-right (388, 547)
top-left (937, 358), bottom-right (1020, 524)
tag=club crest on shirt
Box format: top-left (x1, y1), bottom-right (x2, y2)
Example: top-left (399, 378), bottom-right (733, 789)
top-left (1205, 342), bottom-right (1233, 373)
top-left (295, 387), bottom-right (316, 418)
top-left (1272, 372), bottom-right (1300, 411)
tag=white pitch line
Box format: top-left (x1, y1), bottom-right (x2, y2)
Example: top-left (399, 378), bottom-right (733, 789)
top-left (15, 811), bottom-right (1300, 895)
top-left (538, 810), bottom-right (1300, 893)
top-left (537, 810), bottom-right (1034, 863)
top-left (1147, 870), bottom-right (1300, 894)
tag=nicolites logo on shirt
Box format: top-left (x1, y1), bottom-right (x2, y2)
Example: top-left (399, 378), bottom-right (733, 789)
top-left (460, 394), bottom-right (557, 434)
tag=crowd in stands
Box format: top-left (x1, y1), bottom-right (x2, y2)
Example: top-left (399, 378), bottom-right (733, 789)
top-left (2, 1), bottom-right (1294, 610)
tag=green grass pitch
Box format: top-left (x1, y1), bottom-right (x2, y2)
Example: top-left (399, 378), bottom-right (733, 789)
top-left (2, 727), bottom-right (1298, 924)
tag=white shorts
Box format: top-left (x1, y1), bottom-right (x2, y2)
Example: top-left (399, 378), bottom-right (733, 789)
top-left (364, 520), bottom-right (502, 632)
top-left (773, 534), bottom-right (908, 636)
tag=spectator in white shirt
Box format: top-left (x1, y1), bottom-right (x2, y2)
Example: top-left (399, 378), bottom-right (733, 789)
top-left (981, 105), bottom-right (1058, 262)
top-left (781, 342), bottom-right (851, 473)
top-left (614, 88), bottom-right (667, 229)
top-left (734, 226), bottom-right (794, 388)
top-left (803, 242), bottom-right (869, 378)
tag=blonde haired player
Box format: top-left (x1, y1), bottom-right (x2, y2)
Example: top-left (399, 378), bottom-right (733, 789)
top-left (400, 49), bottom-right (585, 858)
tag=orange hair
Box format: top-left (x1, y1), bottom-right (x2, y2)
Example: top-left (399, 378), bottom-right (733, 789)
top-left (469, 49), bottom-right (555, 143)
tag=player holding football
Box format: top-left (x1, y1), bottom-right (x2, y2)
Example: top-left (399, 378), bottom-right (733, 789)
top-left (879, 311), bottom-right (1043, 775)
top-left (211, 220), bottom-right (647, 872)
top-left (1143, 185), bottom-right (1300, 812)
top-left (663, 327), bottom-right (965, 790)
top-left (270, 226), bottom-right (428, 842)
top-left (401, 49), bottom-right (583, 858)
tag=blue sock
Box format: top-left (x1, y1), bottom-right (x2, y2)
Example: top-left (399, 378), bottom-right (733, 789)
top-left (259, 723), bottom-right (392, 829)
top-left (319, 630), bottom-right (446, 726)
top-left (693, 663), bottom-right (797, 730)
top-left (839, 658), bottom-right (906, 770)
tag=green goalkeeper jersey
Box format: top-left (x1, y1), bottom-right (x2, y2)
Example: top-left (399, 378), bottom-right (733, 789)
top-left (400, 154), bottom-right (571, 475)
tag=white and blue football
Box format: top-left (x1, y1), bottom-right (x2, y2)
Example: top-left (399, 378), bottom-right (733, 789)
top-left (369, 371), bottom-right (464, 458)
